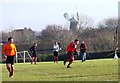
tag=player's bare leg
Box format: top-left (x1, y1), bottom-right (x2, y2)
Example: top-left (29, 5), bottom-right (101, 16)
top-left (31, 57), bottom-right (34, 64)
top-left (67, 59), bottom-right (73, 68)
top-left (10, 65), bottom-right (14, 77)
top-left (6, 64), bottom-right (11, 77)
top-left (34, 57), bottom-right (37, 64)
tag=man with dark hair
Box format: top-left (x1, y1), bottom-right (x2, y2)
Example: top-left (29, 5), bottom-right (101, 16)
top-left (64, 39), bottom-right (79, 68)
top-left (80, 41), bottom-right (87, 62)
top-left (30, 43), bottom-right (37, 64)
top-left (2, 37), bottom-right (17, 77)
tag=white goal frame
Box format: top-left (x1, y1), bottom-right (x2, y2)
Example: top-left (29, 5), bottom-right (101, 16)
top-left (15, 51), bottom-right (32, 63)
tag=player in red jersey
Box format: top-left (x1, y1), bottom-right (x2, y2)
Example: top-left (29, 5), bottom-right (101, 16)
top-left (64, 39), bottom-right (79, 68)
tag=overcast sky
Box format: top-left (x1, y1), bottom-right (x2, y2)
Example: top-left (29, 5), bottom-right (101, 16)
top-left (0, 0), bottom-right (119, 32)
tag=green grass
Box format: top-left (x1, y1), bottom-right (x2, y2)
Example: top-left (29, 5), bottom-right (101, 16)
top-left (1, 59), bottom-right (119, 81)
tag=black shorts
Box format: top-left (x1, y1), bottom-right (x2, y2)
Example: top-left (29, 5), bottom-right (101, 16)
top-left (32, 52), bottom-right (37, 57)
top-left (54, 51), bottom-right (58, 57)
top-left (6, 56), bottom-right (15, 65)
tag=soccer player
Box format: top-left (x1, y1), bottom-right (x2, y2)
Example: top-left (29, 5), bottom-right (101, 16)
top-left (64, 39), bottom-right (79, 68)
top-left (80, 41), bottom-right (87, 62)
top-left (2, 37), bottom-right (17, 77)
top-left (30, 43), bottom-right (37, 64)
top-left (53, 42), bottom-right (61, 63)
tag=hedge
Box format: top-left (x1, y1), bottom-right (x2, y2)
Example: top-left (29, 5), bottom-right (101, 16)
top-left (37, 50), bottom-right (120, 62)
top-left (1, 50), bottom-right (119, 63)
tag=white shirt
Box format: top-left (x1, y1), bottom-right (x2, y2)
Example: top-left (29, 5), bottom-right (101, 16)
top-left (53, 44), bottom-right (60, 52)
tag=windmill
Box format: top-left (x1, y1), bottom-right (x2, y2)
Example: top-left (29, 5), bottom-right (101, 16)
top-left (63, 11), bottom-right (80, 31)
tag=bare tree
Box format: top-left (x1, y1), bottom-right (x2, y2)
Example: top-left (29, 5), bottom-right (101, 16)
top-left (79, 15), bottom-right (94, 29)
top-left (37, 25), bottom-right (76, 52)
top-left (98, 18), bottom-right (118, 29)
top-left (97, 17), bottom-right (118, 51)
top-left (2, 31), bottom-right (9, 43)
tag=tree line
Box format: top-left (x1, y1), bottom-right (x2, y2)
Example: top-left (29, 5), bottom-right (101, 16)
top-left (2, 17), bottom-right (119, 53)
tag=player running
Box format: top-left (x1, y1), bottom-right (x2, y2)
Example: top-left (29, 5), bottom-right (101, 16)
top-left (64, 39), bottom-right (79, 68)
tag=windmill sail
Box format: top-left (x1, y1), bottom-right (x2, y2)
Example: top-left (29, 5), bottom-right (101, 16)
top-left (64, 13), bottom-right (70, 21)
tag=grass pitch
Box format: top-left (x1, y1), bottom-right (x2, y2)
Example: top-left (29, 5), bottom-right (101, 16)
top-left (1, 59), bottom-right (118, 81)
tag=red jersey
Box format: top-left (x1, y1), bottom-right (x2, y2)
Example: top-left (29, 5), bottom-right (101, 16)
top-left (67, 42), bottom-right (77, 53)
top-left (80, 43), bottom-right (87, 52)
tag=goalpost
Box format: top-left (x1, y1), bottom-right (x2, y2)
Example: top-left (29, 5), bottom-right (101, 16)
top-left (15, 51), bottom-right (32, 63)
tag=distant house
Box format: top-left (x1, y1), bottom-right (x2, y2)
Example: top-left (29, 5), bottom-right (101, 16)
top-left (10, 28), bottom-right (35, 44)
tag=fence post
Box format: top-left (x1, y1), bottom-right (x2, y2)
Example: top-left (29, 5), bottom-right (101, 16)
top-left (16, 54), bottom-right (18, 63)
top-left (114, 50), bottom-right (118, 59)
top-left (23, 51), bottom-right (25, 63)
